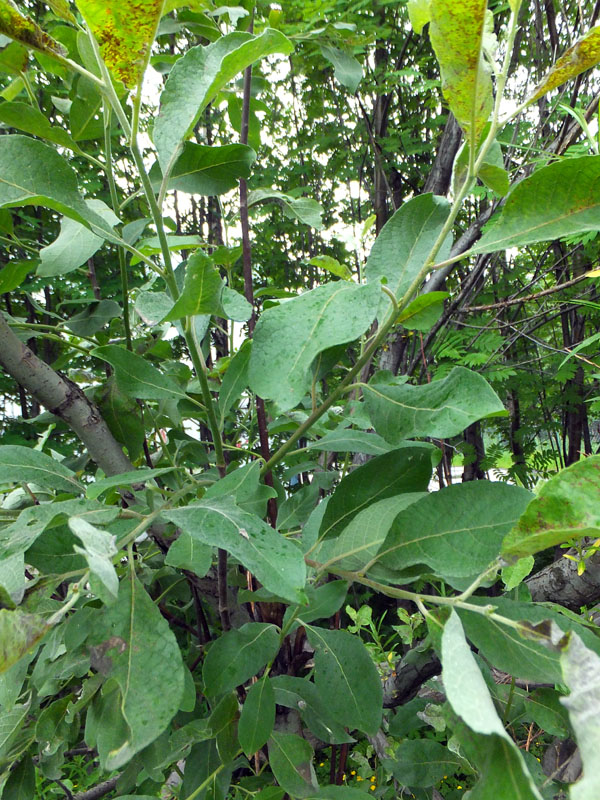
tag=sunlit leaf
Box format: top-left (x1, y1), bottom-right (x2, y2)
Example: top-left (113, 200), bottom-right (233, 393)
top-left (529, 25), bottom-right (600, 104)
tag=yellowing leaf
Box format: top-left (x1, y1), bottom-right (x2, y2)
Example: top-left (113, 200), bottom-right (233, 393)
top-left (75, 0), bottom-right (164, 88)
top-left (529, 25), bottom-right (600, 104)
top-left (428, 0), bottom-right (492, 145)
top-left (407, 0), bottom-right (431, 34)
top-left (0, 0), bottom-right (66, 60)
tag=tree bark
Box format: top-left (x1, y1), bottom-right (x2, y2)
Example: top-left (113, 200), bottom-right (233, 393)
top-left (0, 311), bottom-right (133, 476)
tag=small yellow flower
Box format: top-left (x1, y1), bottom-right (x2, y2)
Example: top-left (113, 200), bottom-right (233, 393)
top-left (319, 763), bottom-right (325, 767)
top-left (370, 776), bottom-right (376, 782)
top-left (370, 785), bottom-right (376, 791)
top-left (457, 787), bottom-right (462, 790)
top-left (356, 776), bottom-right (363, 782)
top-left (342, 774), bottom-right (346, 781)
top-left (350, 771), bottom-right (356, 776)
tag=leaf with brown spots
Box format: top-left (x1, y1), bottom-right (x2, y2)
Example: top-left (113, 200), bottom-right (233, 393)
top-left (428, 0), bottom-right (493, 145)
top-left (0, 0), bottom-right (66, 60)
top-left (0, 608), bottom-right (48, 674)
top-left (529, 25), bottom-right (600, 104)
top-left (503, 455), bottom-right (600, 558)
top-left (75, 0), bottom-right (164, 88)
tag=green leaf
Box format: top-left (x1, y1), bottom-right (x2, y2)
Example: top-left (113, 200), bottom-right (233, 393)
top-left (479, 162), bottom-right (510, 197)
top-left (249, 281), bottom-right (381, 412)
top-left (97, 377), bottom-right (146, 461)
top-left (0, 694), bottom-right (30, 761)
top-left (0, 260), bottom-right (32, 293)
top-left (203, 622), bottom-right (279, 696)
top-left (560, 633), bottom-right (600, 800)
top-left (316, 493), bottom-right (426, 574)
top-left (475, 156), bottom-right (600, 253)
top-left (375, 482), bottom-right (532, 582)
top-left (0, 499), bottom-right (119, 559)
top-left (153, 142), bottom-right (256, 195)
top-left (364, 367), bottom-right (505, 444)
top-left (0, 609), bottom-right (47, 674)
top-left (86, 467), bottom-right (176, 501)
top-left (502, 556), bottom-right (534, 591)
top-left (135, 290), bottom-right (174, 326)
top-left (164, 496), bottom-right (306, 603)
top-left (0, 445), bottom-right (81, 493)
top-left (397, 291), bottom-right (449, 331)
top-left (0, 136), bottom-right (115, 238)
top-left (305, 626), bottom-right (383, 735)
top-left (222, 286), bottom-right (252, 322)
top-left (319, 447), bottom-right (432, 541)
top-left (0, 102), bottom-right (77, 151)
top-left (164, 252), bottom-right (223, 321)
top-left (87, 572), bottom-right (185, 770)
top-left (306, 429), bottom-right (393, 456)
top-left (238, 675), bottom-right (275, 757)
top-left (247, 188), bottom-right (324, 229)
top-left (320, 44), bottom-right (362, 92)
top-left (38, 199), bottom-right (119, 278)
top-left (165, 532), bottom-right (212, 578)
top-left (0, 41), bottom-right (27, 75)
top-left (2, 756), bottom-right (35, 800)
top-left (92, 344), bottom-right (187, 400)
top-left (428, 0), bottom-right (493, 144)
top-left (384, 740), bottom-right (461, 787)
top-left (309, 255), bottom-right (352, 281)
top-left (180, 739), bottom-right (234, 800)
top-left (364, 194), bottom-right (451, 318)
top-left (218, 340), bottom-right (251, 426)
top-left (155, 29), bottom-right (293, 175)
top-left (209, 691), bottom-right (239, 763)
top-left (68, 517), bottom-right (118, 604)
top-left (65, 299), bottom-right (121, 336)
top-left (459, 597), bottom-right (600, 684)
top-left (407, 0), bottom-right (431, 34)
top-left (0, 1), bottom-right (66, 60)
top-left (203, 462), bottom-right (277, 517)
top-left (442, 610), bottom-right (542, 800)
top-left (268, 732), bottom-right (317, 799)
top-left (75, 0), bottom-right (163, 88)
top-left (529, 25), bottom-right (600, 104)
top-left (270, 676), bottom-right (352, 745)
top-left (502, 456), bottom-right (600, 558)
top-left (523, 688), bottom-right (570, 739)
top-left (283, 581), bottom-right (348, 627)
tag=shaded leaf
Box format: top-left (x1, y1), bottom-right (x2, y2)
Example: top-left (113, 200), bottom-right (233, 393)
top-left (154, 142), bottom-right (256, 195)
top-left (218, 339), bottom-right (251, 426)
top-left (2, 756), bottom-right (35, 800)
top-left (319, 447), bottom-right (432, 541)
top-left (0, 101), bottom-right (77, 151)
top-left (376, 482), bottom-right (532, 582)
top-left (397, 291), bottom-right (449, 331)
top-left (238, 675), bottom-right (275, 757)
top-left (529, 25), bottom-right (600, 104)
top-left (66, 299), bottom-right (121, 336)
top-left (203, 461), bottom-right (277, 519)
top-left (384, 739), bottom-right (461, 787)
top-left (320, 44), bottom-right (362, 92)
top-left (86, 467), bottom-right (176, 501)
top-left (502, 456), bottom-right (600, 558)
top-left (76, 0), bottom-right (163, 87)
top-left (305, 626), bottom-right (383, 735)
top-left (155, 29), bottom-right (293, 174)
top-left (135, 290), bottom-right (174, 326)
top-left (271, 675), bottom-right (352, 745)
top-left (0, 260), bottom-right (31, 293)
top-left (164, 497), bottom-right (306, 603)
top-left (306, 429), bottom-right (394, 456)
top-left (249, 281), bottom-right (381, 412)
top-left (165, 531), bottom-right (212, 578)
top-left (92, 344), bottom-right (187, 400)
top-left (365, 194), bottom-right (451, 318)
top-left (0, 445), bottom-right (81, 493)
top-left (203, 623), bottom-right (279, 696)
top-left (475, 156), bottom-right (600, 253)
top-left (248, 187), bottom-right (323, 229)
top-left (268, 732), bottom-right (316, 799)
top-left (87, 573), bottom-right (185, 769)
top-left (364, 366), bottom-right (505, 444)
